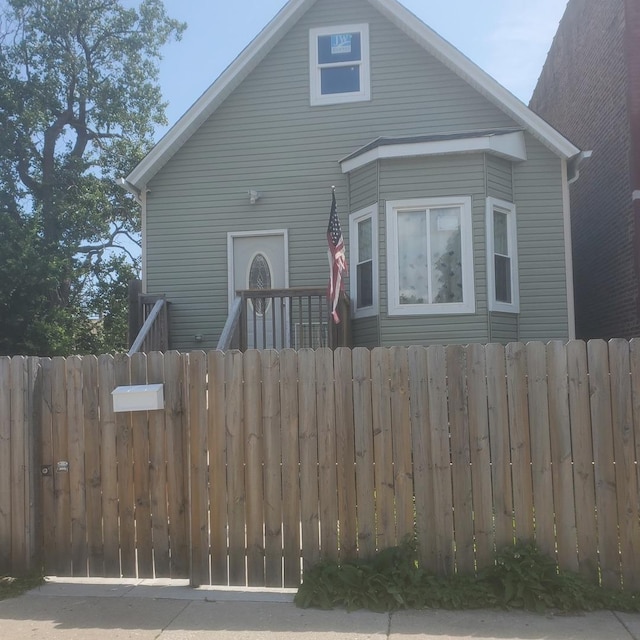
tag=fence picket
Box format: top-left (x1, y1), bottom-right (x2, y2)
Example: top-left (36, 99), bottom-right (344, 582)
top-left (298, 349), bottom-right (320, 570)
top-left (547, 341), bottom-right (579, 572)
top-left (0, 357), bottom-right (12, 575)
top-left (208, 350), bottom-right (228, 585)
top-left (189, 351), bottom-right (209, 586)
top-left (466, 344), bottom-right (493, 570)
top-left (131, 353), bottom-right (153, 579)
top-left (226, 350), bottom-right (246, 585)
top-left (352, 349), bottom-right (375, 560)
top-left (66, 356), bottom-right (87, 576)
top-left (408, 346), bottom-right (436, 571)
top-left (608, 339), bottom-right (640, 590)
top-left (52, 356), bottom-right (71, 576)
top-left (567, 340), bottom-right (598, 580)
top-left (427, 345), bottom-right (454, 575)
top-left (244, 350), bottom-right (265, 586)
top-left (164, 351), bottom-right (189, 578)
top-left (505, 343), bottom-right (534, 543)
top-left (10, 357), bottom-right (28, 576)
top-left (587, 340), bottom-right (620, 588)
top-left (317, 348), bottom-right (339, 561)
top-left (371, 348), bottom-right (395, 549)
top-left (98, 355), bottom-right (119, 577)
top-left (630, 339), bottom-right (640, 585)
top-left (114, 354), bottom-right (135, 577)
top-left (485, 344), bottom-right (513, 550)
top-left (390, 347), bottom-right (414, 546)
top-left (39, 358), bottom-right (55, 575)
top-left (334, 348), bottom-right (357, 561)
top-left (280, 349), bottom-right (301, 586)
top-left (82, 356), bottom-right (103, 576)
top-left (148, 352), bottom-right (170, 578)
top-left (262, 350), bottom-right (283, 586)
top-left (525, 342), bottom-right (555, 559)
top-left (446, 345), bottom-right (474, 574)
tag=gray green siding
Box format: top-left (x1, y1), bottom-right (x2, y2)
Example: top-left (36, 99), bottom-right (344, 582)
top-left (489, 313), bottom-right (518, 344)
top-left (352, 316), bottom-right (380, 347)
top-left (486, 156), bottom-right (513, 201)
top-left (514, 136), bottom-right (569, 341)
top-left (144, 0), bottom-right (570, 350)
top-left (349, 163), bottom-right (378, 212)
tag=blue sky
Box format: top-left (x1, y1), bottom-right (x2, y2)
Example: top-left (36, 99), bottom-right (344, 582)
top-left (153, 0), bottom-right (568, 139)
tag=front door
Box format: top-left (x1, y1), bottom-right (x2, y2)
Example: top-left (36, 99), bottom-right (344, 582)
top-left (229, 231), bottom-right (289, 349)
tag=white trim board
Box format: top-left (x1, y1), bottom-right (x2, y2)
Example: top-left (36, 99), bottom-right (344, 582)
top-left (340, 131), bottom-right (527, 173)
top-left (125, 0), bottom-right (579, 191)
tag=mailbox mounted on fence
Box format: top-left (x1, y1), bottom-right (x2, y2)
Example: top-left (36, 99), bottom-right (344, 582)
top-left (112, 384), bottom-right (164, 412)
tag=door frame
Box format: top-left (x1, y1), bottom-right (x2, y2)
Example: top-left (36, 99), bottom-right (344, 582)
top-left (227, 229), bottom-right (290, 310)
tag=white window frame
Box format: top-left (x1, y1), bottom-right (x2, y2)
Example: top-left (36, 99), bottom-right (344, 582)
top-left (309, 23), bottom-right (370, 106)
top-left (486, 197), bottom-right (519, 313)
top-left (349, 205), bottom-right (378, 318)
top-left (386, 196), bottom-right (475, 316)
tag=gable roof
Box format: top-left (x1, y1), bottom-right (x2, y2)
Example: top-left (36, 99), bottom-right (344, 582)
top-left (126, 0), bottom-right (580, 190)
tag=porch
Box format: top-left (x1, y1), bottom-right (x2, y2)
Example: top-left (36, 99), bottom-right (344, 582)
top-left (128, 282), bottom-right (351, 353)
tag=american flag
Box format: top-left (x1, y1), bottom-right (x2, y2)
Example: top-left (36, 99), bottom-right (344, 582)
top-left (327, 189), bottom-right (347, 324)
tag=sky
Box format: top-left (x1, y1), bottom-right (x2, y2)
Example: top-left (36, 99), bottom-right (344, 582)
top-left (152, 0), bottom-right (569, 139)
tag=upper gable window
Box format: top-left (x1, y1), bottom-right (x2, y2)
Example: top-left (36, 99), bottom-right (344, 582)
top-left (309, 24), bottom-right (370, 106)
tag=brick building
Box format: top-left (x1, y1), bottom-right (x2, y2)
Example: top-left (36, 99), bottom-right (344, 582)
top-left (530, 0), bottom-right (640, 339)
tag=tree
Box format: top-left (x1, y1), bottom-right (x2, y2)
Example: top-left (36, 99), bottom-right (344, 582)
top-left (0, 0), bottom-right (185, 355)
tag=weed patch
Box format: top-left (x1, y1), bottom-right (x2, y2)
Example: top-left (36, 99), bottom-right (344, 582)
top-left (295, 540), bottom-right (640, 613)
top-left (0, 575), bottom-right (45, 601)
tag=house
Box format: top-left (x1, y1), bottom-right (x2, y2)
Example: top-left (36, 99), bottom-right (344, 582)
top-left (530, 0), bottom-right (640, 340)
top-left (122, 0), bottom-right (582, 352)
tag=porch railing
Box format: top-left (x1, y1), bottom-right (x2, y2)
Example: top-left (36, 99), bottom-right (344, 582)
top-left (128, 292), bottom-right (170, 354)
top-left (217, 288), bottom-right (350, 351)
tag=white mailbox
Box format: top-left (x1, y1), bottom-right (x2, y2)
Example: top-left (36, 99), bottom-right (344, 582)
top-left (112, 384), bottom-right (164, 412)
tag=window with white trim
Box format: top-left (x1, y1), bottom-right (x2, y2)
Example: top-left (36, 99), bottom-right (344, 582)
top-left (309, 24), bottom-right (370, 106)
top-left (386, 197), bottom-right (475, 315)
top-left (349, 205), bottom-right (378, 318)
top-left (486, 197), bottom-right (519, 313)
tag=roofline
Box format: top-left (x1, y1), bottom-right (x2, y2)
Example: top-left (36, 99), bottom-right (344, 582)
top-left (340, 130), bottom-right (528, 173)
top-left (127, 0), bottom-right (579, 189)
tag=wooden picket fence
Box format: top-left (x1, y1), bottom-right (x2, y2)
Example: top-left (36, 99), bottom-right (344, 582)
top-left (1, 340), bottom-right (640, 589)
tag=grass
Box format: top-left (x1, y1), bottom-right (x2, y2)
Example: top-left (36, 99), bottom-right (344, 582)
top-left (0, 575), bottom-right (45, 601)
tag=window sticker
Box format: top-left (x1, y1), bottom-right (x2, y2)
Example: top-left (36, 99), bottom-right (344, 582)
top-left (331, 33), bottom-right (352, 55)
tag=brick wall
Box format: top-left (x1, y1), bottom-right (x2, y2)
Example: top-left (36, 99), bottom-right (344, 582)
top-left (530, 0), bottom-right (637, 339)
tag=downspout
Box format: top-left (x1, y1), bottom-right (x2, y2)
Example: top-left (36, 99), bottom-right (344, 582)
top-left (562, 159), bottom-right (576, 341)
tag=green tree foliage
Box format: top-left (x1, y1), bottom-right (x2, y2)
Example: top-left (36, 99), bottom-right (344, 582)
top-left (0, 0), bottom-right (185, 355)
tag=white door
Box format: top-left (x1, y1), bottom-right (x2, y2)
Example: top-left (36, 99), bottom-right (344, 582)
top-left (229, 232), bottom-right (289, 349)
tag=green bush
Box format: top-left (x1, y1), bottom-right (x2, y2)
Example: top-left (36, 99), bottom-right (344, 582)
top-left (295, 540), bottom-right (640, 613)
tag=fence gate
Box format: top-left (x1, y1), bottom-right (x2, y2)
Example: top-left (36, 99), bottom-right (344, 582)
top-left (36, 353), bottom-right (191, 580)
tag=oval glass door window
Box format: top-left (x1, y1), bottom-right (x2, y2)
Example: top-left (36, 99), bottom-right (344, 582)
top-left (248, 253), bottom-right (272, 315)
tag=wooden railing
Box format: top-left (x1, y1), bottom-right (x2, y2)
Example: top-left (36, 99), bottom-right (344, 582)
top-left (128, 294), bottom-right (170, 354)
top-left (218, 288), bottom-right (350, 351)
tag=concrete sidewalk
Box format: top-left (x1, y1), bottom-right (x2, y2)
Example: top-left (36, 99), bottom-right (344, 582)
top-left (0, 577), bottom-right (639, 639)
